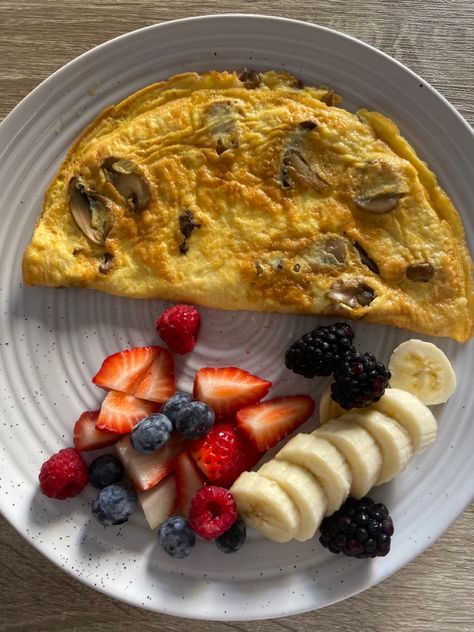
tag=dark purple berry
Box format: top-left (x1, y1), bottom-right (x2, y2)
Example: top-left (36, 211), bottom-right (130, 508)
top-left (331, 352), bottom-right (390, 409)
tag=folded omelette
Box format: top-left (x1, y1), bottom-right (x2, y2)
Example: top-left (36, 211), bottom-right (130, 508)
top-left (22, 70), bottom-right (474, 341)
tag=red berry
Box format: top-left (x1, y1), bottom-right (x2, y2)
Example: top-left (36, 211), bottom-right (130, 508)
top-left (189, 423), bottom-right (262, 488)
top-left (39, 448), bottom-right (88, 500)
top-left (188, 485), bottom-right (237, 540)
top-left (156, 304), bottom-right (200, 354)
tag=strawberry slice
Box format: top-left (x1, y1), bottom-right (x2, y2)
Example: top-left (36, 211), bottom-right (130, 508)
top-left (189, 423), bottom-right (262, 488)
top-left (116, 434), bottom-right (185, 491)
top-left (96, 391), bottom-right (160, 434)
top-left (193, 367), bottom-right (271, 421)
top-left (92, 346), bottom-right (165, 395)
top-left (73, 410), bottom-right (121, 452)
top-left (236, 395), bottom-right (315, 451)
top-left (134, 347), bottom-right (175, 403)
top-left (174, 451), bottom-right (206, 517)
top-left (138, 474), bottom-right (177, 529)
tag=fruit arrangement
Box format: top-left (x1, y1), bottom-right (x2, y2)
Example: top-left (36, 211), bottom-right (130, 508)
top-left (38, 308), bottom-right (456, 561)
top-left (39, 304), bottom-right (315, 558)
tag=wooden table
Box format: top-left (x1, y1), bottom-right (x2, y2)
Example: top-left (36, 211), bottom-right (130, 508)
top-left (0, 2), bottom-right (473, 630)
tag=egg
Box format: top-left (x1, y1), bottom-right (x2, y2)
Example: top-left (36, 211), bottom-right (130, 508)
top-left (22, 70), bottom-right (474, 341)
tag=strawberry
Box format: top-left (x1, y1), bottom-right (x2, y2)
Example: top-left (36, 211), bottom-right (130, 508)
top-left (193, 367), bottom-right (271, 421)
top-left (96, 390), bottom-right (160, 434)
top-left (134, 347), bottom-right (175, 403)
top-left (189, 423), bottom-right (262, 488)
top-left (116, 434), bottom-right (185, 492)
top-left (73, 410), bottom-right (120, 452)
top-left (174, 451), bottom-right (206, 517)
top-left (92, 346), bottom-right (172, 396)
top-left (236, 395), bottom-right (315, 451)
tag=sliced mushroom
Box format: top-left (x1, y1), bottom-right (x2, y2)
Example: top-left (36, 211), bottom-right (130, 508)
top-left (353, 242), bottom-right (380, 274)
top-left (406, 262), bottom-right (434, 282)
top-left (319, 90), bottom-right (339, 106)
top-left (205, 101), bottom-right (239, 154)
top-left (68, 177), bottom-right (111, 245)
top-left (99, 253), bottom-right (114, 274)
top-left (354, 192), bottom-right (404, 214)
top-left (101, 157), bottom-right (150, 212)
top-left (281, 148), bottom-right (328, 191)
top-left (327, 279), bottom-right (375, 308)
top-left (238, 69), bottom-right (262, 89)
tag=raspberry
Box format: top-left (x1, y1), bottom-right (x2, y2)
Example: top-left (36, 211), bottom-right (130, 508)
top-left (188, 485), bottom-right (238, 540)
top-left (156, 304), bottom-right (200, 354)
top-left (39, 448), bottom-right (88, 499)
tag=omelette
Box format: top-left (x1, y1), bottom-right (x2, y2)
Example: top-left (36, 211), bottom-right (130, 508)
top-left (22, 70), bottom-right (474, 342)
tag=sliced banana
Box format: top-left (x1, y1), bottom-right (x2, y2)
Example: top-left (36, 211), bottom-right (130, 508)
top-left (388, 339), bottom-right (456, 405)
top-left (345, 409), bottom-right (413, 484)
top-left (276, 433), bottom-right (352, 516)
top-left (374, 388), bottom-right (438, 453)
top-left (319, 383), bottom-right (344, 424)
top-left (230, 470), bottom-right (299, 542)
top-left (313, 417), bottom-right (382, 498)
top-left (259, 459), bottom-right (327, 541)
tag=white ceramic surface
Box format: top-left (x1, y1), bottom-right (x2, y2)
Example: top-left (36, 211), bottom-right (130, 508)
top-left (0, 14), bottom-right (473, 621)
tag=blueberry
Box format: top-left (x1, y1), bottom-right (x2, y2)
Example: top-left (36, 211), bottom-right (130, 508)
top-left (215, 518), bottom-right (246, 554)
top-left (130, 414), bottom-right (173, 453)
top-left (174, 401), bottom-right (215, 439)
top-left (88, 454), bottom-right (124, 489)
top-left (91, 483), bottom-right (137, 526)
top-left (160, 392), bottom-right (194, 425)
top-left (158, 516), bottom-right (196, 559)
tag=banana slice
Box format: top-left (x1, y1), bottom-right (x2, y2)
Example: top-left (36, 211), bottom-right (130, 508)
top-left (313, 417), bottom-right (382, 498)
top-left (276, 433), bottom-right (352, 516)
top-left (388, 339), bottom-right (456, 405)
top-left (259, 459), bottom-right (327, 541)
top-left (319, 383), bottom-right (344, 424)
top-left (230, 470), bottom-right (299, 542)
top-left (345, 410), bottom-right (413, 484)
top-left (374, 388), bottom-right (438, 453)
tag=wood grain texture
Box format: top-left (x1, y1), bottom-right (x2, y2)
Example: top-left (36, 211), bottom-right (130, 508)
top-left (0, 1), bottom-right (473, 630)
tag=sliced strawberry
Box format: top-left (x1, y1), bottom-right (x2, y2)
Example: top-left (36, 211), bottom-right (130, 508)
top-left (96, 391), bottom-right (160, 434)
top-left (189, 423), bottom-right (262, 488)
top-left (73, 410), bottom-right (120, 452)
top-left (138, 474), bottom-right (177, 529)
top-left (193, 367), bottom-right (271, 421)
top-left (134, 347), bottom-right (175, 403)
top-left (92, 346), bottom-right (164, 395)
top-left (174, 451), bottom-right (206, 517)
top-left (236, 395), bottom-right (315, 451)
top-left (116, 434), bottom-right (185, 491)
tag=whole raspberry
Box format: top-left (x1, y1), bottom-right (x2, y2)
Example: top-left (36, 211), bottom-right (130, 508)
top-left (39, 448), bottom-right (88, 500)
top-left (188, 485), bottom-right (238, 540)
top-left (156, 304), bottom-right (200, 354)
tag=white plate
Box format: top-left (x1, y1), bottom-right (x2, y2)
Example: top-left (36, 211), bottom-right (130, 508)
top-left (0, 14), bottom-right (473, 621)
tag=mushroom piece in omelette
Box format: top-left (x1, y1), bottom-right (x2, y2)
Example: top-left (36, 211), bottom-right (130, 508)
top-left (22, 70), bottom-right (474, 342)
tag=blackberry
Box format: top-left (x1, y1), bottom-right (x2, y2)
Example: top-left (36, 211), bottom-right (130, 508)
top-left (285, 322), bottom-right (355, 378)
top-left (319, 496), bottom-right (394, 558)
top-left (331, 351), bottom-right (390, 409)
